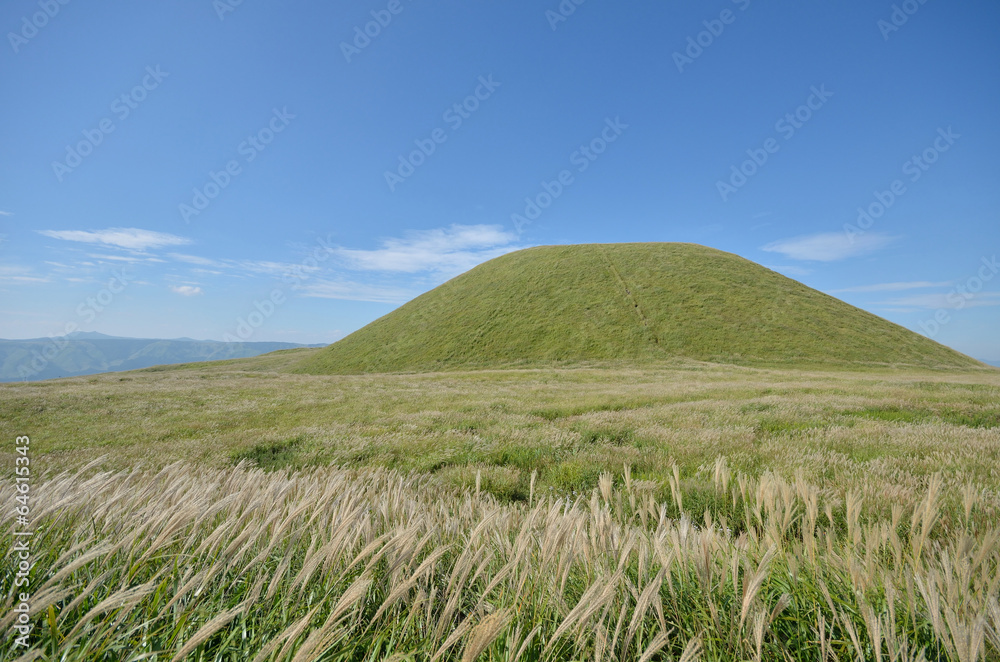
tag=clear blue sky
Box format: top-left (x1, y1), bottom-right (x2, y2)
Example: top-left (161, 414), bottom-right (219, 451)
top-left (2, 0), bottom-right (998, 360)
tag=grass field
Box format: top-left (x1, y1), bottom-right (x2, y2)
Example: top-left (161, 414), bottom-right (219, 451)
top-left (2, 356), bottom-right (999, 659)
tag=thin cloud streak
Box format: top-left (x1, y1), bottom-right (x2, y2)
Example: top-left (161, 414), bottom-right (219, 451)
top-left (40, 228), bottom-right (191, 251)
top-left (298, 279), bottom-right (417, 304)
top-left (877, 292), bottom-right (1000, 310)
top-left (762, 232), bottom-right (896, 262)
top-left (332, 224), bottom-right (524, 275)
top-left (763, 264), bottom-right (811, 277)
top-left (0, 266), bottom-right (49, 284)
top-left (830, 281), bottom-right (952, 294)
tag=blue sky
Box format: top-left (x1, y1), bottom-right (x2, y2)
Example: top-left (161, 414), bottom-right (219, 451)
top-left (1, 0), bottom-right (998, 360)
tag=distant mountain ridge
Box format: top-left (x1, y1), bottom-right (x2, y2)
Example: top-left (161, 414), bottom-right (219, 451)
top-left (0, 333), bottom-right (322, 382)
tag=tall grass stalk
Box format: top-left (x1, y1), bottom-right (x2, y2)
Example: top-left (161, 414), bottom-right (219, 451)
top-left (2, 461), bottom-right (998, 661)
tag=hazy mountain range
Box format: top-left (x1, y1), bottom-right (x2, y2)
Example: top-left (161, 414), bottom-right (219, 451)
top-left (0, 332), bottom-right (323, 382)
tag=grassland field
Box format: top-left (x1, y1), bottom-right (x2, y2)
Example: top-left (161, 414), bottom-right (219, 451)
top-left (4, 350), bottom-right (999, 513)
top-left (1, 351), bottom-right (999, 660)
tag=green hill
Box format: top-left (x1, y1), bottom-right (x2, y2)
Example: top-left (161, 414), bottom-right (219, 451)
top-left (295, 243), bottom-right (982, 374)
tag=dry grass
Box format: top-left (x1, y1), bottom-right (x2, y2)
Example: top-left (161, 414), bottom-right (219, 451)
top-left (2, 361), bottom-right (999, 659)
top-left (1, 460), bottom-right (998, 660)
top-left (2, 363), bottom-right (999, 511)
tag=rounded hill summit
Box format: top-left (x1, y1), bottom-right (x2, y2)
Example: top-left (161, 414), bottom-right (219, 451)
top-left (295, 243), bottom-right (980, 374)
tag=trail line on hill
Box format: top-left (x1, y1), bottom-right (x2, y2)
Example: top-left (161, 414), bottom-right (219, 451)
top-left (597, 246), bottom-right (661, 345)
top-left (294, 244), bottom-right (982, 373)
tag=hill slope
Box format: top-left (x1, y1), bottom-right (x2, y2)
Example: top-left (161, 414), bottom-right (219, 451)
top-left (296, 243), bottom-right (982, 374)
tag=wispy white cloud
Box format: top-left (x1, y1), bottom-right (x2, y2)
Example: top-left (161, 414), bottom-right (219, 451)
top-left (240, 260), bottom-right (318, 277)
top-left (62, 224), bottom-right (523, 306)
top-left (332, 224), bottom-right (523, 275)
top-left (0, 276), bottom-right (50, 283)
top-left (751, 212), bottom-right (772, 229)
top-left (763, 264), bottom-right (811, 277)
top-left (877, 292), bottom-right (1000, 310)
top-left (298, 279), bottom-right (416, 304)
top-left (168, 254), bottom-right (318, 279)
top-left (0, 266), bottom-right (49, 284)
top-left (285, 224), bottom-right (527, 303)
top-left (40, 227), bottom-right (191, 251)
top-left (85, 253), bottom-right (166, 264)
top-left (0, 211), bottom-right (12, 216)
top-left (830, 281), bottom-right (952, 294)
top-left (168, 253), bottom-right (222, 267)
top-left (762, 232), bottom-right (896, 262)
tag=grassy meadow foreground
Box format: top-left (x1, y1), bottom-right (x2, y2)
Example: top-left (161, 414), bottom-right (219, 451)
top-left (2, 355), bottom-right (999, 660)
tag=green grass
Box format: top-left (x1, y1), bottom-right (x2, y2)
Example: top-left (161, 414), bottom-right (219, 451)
top-left (2, 242), bottom-right (997, 659)
top-left (753, 417), bottom-right (830, 436)
top-left (4, 361), bottom-right (999, 517)
top-left (2, 358), bottom-right (999, 660)
top-left (846, 405), bottom-right (1000, 428)
top-left (293, 243), bottom-right (983, 374)
top-left (231, 434), bottom-right (307, 470)
top-left (2, 456), bottom-right (997, 661)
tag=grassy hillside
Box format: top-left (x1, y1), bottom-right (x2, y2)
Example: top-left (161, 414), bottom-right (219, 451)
top-left (295, 243), bottom-right (980, 374)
